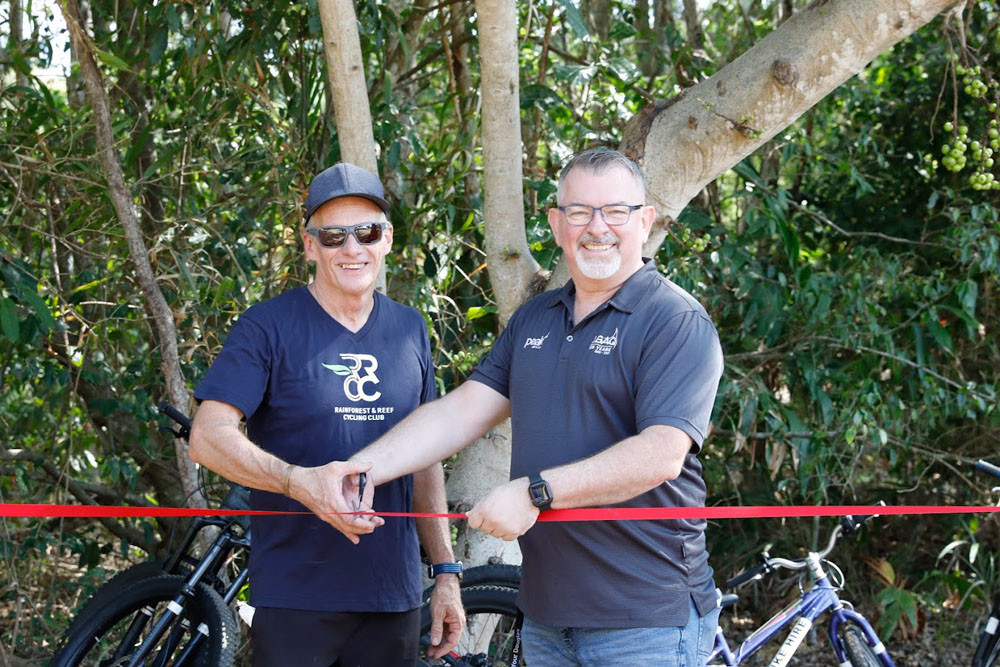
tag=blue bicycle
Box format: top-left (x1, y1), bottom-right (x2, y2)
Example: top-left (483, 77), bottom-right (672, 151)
top-left (709, 508), bottom-right (893, 666)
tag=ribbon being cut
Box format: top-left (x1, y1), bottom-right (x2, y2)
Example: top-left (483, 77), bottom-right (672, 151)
top-left (3, 503), bottom-right (1000, 520)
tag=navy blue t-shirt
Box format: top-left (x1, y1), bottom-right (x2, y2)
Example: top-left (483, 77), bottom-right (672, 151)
top-left (194, 287), bottom-right (436, 612)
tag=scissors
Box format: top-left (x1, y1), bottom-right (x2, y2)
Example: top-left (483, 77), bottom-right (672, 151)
top-left (356, 471), bottom-right (366, 511)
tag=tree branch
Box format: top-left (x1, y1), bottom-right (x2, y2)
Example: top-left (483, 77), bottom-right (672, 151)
top-left (1, 448), bottom-right (159, 552)
top-left (620, 0), bottom-right (962, 263)
top-left (58, 0), bottom-right (202, 508)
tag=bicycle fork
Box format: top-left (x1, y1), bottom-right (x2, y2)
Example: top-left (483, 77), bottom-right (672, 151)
top-left (124, 533), bottom-right (238, 667)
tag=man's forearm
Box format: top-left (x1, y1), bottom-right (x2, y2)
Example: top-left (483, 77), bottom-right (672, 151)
top-left (413, 463), bottom-right (456, 564)
top-left (189, 400), bottom-right (291, 494)
top-left (465, 425), bottom-right (696, 541)
top-left (352, 381), bottom-right (510, 486)
top-left (542, 424), bottom-right (693, 509)
top-left (191, 400), bottom-right (382, 542)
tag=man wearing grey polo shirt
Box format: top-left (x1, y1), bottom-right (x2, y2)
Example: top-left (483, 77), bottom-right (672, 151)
top-left (341, 149), bottom-right (724, 665)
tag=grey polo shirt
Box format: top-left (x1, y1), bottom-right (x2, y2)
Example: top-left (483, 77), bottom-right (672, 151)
top-left (469, 259), bottom-right (723, 628)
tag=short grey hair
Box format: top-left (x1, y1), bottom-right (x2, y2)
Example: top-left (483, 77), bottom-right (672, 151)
top-left (556, 149), bottom-right (647, 204)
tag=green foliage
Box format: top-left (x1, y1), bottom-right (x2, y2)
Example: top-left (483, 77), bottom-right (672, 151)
top-left (2, 0), bottom-right (1000, 660)
top-left (868, 557), bottom-right (922, 641)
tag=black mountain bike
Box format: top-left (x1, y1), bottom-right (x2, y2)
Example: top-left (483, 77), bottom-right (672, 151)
top-left (51, 404), bottom-right (250, 666)
top-left (52, 403), bottom-right (524, 666)
top-left (972, 459), bottom-right (1000, 667)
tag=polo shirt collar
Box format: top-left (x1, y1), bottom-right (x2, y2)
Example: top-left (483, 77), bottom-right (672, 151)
top-left (552, 258), bottom-right (658, 315)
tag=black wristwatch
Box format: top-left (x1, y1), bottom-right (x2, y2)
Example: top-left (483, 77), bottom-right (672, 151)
top-left (528, 472), bottom-right (553, 512)
top-left (427, 561), bottom-right (463, 581)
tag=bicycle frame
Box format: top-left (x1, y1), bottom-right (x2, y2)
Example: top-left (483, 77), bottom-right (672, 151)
top-left (110, 515), bottom-right (250, 667)
top-left (709, 552), bottom-right (894, 666)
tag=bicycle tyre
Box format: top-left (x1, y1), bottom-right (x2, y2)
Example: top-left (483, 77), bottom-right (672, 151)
top-left (419, 584), bottom-right (520, 667)
top-left (51, 574), bottom-right (237, 667)
top-left (57, 561), bottom-right (168, 644)
top-left (841, 622), bottom-right (882, 667)
top-left (462, 564), bottom-right (522, 588)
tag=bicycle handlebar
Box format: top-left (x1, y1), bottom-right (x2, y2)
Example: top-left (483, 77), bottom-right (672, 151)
top-left (976, 459), bottom-right (1000, 481)
top-left (841, 500), bottom-right (885, 537)
top-left (157, 402), bottom-right (251, 515)
top-left (724, 560), bottom-right (770, 589)
top-left (725, 505), bottom-right (884, 589)
top-left (158, 402), bottom-right (192, 437)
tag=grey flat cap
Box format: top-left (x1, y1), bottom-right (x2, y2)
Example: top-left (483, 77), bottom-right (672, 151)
top-left (305, 163), bottom-right (391, 222)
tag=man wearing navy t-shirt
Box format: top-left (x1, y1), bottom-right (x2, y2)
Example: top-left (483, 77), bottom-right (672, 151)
top-left (189, 163), bottom-right (464, 666)
top-left (333, 149), bottom-right (724, 665)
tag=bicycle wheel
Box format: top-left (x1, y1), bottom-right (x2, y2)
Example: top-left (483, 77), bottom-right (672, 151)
top-left (51, 574), bottom-right (237, 667)
top-left (419, 584), bottom-right (520, 667)
top-left (840, 622), bottom-right (882, 667)
top-left (420, 563), bottom-right (522, 605)
top-left (59, 561), bottom-right (167, 638)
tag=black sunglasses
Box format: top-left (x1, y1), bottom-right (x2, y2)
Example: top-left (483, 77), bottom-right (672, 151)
top-left (305, 222), bottom-right (387, 248)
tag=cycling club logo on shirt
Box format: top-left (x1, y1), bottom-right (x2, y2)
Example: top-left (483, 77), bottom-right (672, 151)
top-left (523, 333), bottom-right (549, 349)
top-left (322, 353), bottom-right (382, 401)
top-left (589, 328), bottom-right (619, 355)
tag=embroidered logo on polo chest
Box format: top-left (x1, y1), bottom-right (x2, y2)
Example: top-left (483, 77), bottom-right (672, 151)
top-left (523, 333), bottom-right (549, 349)
top-left (588, 328), bottom-right (619, 355)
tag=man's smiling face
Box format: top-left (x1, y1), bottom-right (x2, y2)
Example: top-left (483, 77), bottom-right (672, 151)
top-left (303, 196), bottom-right (392, 299)
top-left (548, 166), bottom-right (653, 287)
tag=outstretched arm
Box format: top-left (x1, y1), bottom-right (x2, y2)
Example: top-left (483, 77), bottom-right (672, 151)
top-left (189, 400), bottom-right (382, 543)
top-left (351, 380), bottom-right (510, 485)
top-left (467, 424), bottom-right (692, 540)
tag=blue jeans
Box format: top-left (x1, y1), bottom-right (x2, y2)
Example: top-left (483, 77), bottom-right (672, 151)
top-left (521, 599), bottom-right (720, 666)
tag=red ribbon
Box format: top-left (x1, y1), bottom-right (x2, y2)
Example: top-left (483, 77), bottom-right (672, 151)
top-left (2, 504), bottom-right (998, 520)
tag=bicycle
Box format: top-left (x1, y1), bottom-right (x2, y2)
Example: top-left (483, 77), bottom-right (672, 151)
top-left (53, 403), bottom-right (525, 666)
top-left (971, 459), bottom-right (1000, 667)
top-left (52, 404), bottom-right (250, 666)
top-left (708, 508), bottom-right (893, 666)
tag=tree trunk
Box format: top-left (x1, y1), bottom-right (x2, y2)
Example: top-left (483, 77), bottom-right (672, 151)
top-left (586, 0), bottom-right (611, 40)
top-left (474, 0), bottom-right (540, 325)
top-left (316, 0), bottom-right (385, 291)
top-left (316, 0), bottom-right (378, 174)
top-left (448, 1), bottom-right (481, 205)
top-left (8, 0), bottom-right (27, 87)
top-left (385, 1), bottom-right (430, 92)
top-left (442, 0), bottom-right (547, 569)
top-left (778, 0), bottom-right (795, 24)
top-left (446, 421), bottom-right (521, 567)
top-left (59, 0), bottom-right (203, 508)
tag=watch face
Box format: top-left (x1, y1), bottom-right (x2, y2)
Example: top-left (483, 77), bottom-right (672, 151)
top-left (529, 481), bottom-right (552, 506)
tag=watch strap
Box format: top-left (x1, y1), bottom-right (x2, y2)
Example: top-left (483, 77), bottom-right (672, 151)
top-left (428, 561), bottom-right (463, 580)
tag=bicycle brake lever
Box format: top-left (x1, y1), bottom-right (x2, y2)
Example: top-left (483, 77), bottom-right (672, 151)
top-left (157, 425), bottom-right (185, 439)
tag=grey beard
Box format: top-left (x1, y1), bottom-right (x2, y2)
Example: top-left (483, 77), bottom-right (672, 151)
top-left (575, 235), bottom-right (621, 279)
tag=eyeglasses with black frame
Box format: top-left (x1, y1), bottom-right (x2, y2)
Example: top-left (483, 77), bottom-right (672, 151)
top-left (305, 222), bottom-right (388, 248)
top-left (557, 204), bottom-right (643, 226)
